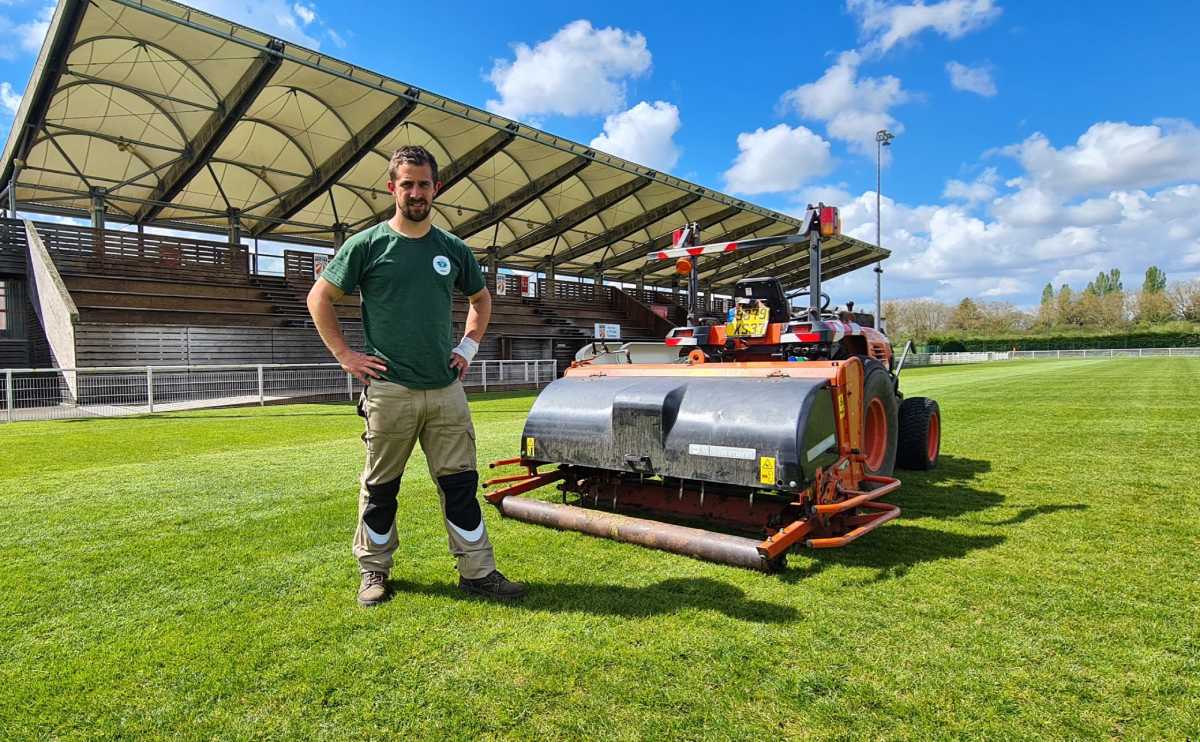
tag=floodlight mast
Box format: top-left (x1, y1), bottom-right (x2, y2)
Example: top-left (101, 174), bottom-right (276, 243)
top-left (875, 129), bottom-right (894, 330)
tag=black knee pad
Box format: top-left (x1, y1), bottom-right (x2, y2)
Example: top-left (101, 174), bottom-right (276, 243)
top-left (438, 470), bottom-right (481, 532)
top-left (363, 476), bottom-right (400, 537)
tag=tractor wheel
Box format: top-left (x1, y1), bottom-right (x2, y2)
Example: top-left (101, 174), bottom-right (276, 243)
top-left (897, 397), bottom-right (941, 470)
top-left (861, 359), bottom-right (899, 477)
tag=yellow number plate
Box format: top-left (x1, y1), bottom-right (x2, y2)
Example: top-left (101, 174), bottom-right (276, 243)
top-left (726, 305), bottom-right (770, 338)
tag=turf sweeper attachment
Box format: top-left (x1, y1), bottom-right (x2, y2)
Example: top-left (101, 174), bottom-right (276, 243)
top-left (485, 205), bottom-right (941, 571)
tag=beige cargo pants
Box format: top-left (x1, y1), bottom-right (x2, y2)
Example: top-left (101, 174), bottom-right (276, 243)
top-left (353, 379), bottom-right (496, 579)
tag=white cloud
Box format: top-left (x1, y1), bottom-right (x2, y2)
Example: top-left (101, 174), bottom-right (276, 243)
top-left (0, 81), bottom-right (21, 115)
top-left (723, 124), bottom-right (833, 195)
top-left (184, 0), bottom-right (323, 47)
top-left (780, 50), bottom-right (908, 153)
top-left (590, 101), bottom-right (681, 172)
top-left (849, 0), bottom-right (1002, 54)
top-left (486, 20), bottom-right (651, 120)
top-left (836, 182), bottom-right (1200, 307)
top-left (18, 2), bottom-right (53, 53)
top-left (943, 167), bottom-right (998, 204)
top-left (1000, 120), bottom-right (1200, 198)
top-left (946, 60), bottom-right (997, 96)
top-left (800, 120), bottom-right (1200, 309)
top-left (793, 184), bottom-right (855, 210)
top-left (0, 2), bottom-right (53, 59)
top-left (292, 3), bottom-right (316, 25)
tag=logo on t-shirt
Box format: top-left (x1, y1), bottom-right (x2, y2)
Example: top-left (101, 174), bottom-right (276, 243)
top-left (432, 255), bottom-right (451, 276)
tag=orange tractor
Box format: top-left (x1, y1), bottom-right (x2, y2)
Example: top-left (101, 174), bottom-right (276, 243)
top-left (485, 205), bottom-right (941, 571)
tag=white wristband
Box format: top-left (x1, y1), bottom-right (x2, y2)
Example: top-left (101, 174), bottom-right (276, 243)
top-left (453, 336), bottom-right (479, 363)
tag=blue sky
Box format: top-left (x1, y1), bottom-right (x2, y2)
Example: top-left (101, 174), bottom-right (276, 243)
top-left (2, 0), bottom-right (1198, 309)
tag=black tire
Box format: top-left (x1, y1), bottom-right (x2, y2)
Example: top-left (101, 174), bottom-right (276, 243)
top-left (861, 359), bottom-right (899, 477)
top-left (897, 397), bottom-right (941, 470)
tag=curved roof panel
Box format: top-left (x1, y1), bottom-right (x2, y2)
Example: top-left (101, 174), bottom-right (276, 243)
top-left (1, 0), bottom-right (887, 289)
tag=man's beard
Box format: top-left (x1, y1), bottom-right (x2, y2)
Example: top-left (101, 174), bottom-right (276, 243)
top-left (401, 199), bottom-right (430, 222)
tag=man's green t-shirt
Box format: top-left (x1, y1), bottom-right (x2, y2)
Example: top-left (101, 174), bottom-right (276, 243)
top-left (320, 222), bottom-right (485, 389)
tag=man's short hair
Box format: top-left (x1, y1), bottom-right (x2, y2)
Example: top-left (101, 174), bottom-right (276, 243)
top-left (388, 145), bottom-right (439, 184)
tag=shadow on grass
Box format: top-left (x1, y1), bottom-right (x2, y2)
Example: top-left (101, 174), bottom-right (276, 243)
top-left (779, 524), bottom-right (1007, 584)
top-left (894, 453), bottom-right (1005, 520)
top-left (770, 454), bottom-right (1011, 583)
top-left (984, 503), bottom-right (1088, 525)
top-left (388, 575), bottom-right (798, 623)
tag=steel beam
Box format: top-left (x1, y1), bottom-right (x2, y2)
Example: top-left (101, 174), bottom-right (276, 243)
top-left (439, 128), bottom-right (517, 194)
top-left (777, 249), bottom-right (883, 286)
top-left (451, 156), bottom-right (589, 239)
top-left (138, 39), bottom-right (284, 223)
top-left (710, 241), bottom-right (869, 290)
top-left (689, 222), bottom-right (796, 280)
top-left (358, 128), bottom-right (516, 230)
top-left (704, 237), bottom-right (855, 287)
top-left (254, 93), bottom-right (418, 235)
top-left (3, 0), bottom-right (88, 187)
top-left (549, 192), bottom-right (702, 267)
top-left (61, 70), bottom-right (219, 111)
top-left (496, 175), bottom-right (649, 261)
top-left (619, 216), bottom-right (777, 281)
top-left (597, 205), bottom-right (742, 272)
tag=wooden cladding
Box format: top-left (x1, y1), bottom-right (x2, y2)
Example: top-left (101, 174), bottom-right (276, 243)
top-left (30, 220), bottom-right (249, 281)
top-left (0, 219), bottom-right (26, 274)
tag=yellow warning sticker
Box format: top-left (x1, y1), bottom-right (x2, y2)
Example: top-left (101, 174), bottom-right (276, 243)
top-left (759, 456), bottom-right (777, 485)
top-left (525, 436), bottom-right (535, 458)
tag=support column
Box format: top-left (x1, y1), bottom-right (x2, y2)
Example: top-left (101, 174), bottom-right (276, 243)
top-left (8, 158), bottom-right (22, 216)
top-left (486, 245), bottom-right (498, 291)
top-left (543, 261), bottom-right (556, 300)
top-left (90, 187), bottom-right (107, 258)
top-left (90, 188), bottom-right (107, 230)
top-left (635, 272), bottom-right (644, 297)
top-left (227, 209), bottom-right (244, 273)
top-left (333, 222), bottom-right (347, 249)
top-left (227, 209), bottom-right (242, 246)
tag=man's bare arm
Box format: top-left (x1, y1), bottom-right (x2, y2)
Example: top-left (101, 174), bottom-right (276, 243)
top-left (464, 287), bottom-right (491, 341)
top-left (450, 287), bottom-right (491, 380)
top-left (306, 277), bottom-right (388, 384)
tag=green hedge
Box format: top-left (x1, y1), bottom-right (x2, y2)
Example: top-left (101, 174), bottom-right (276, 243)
top-left (922, 330), bottom-right (1200, 352)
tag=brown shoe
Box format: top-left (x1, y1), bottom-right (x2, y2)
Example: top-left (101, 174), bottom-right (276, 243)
top-left (357, 571), bottom-right (389, 607)
top-left (458, 570), bottom-right (527, 601)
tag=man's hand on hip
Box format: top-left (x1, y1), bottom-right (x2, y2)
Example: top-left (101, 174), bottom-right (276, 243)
top-left (449, 351), bottom-right (470, 381)
top-left (337, 349), bottom-right (388, 385)
top-left (450, 336), bottom-right (479, 381)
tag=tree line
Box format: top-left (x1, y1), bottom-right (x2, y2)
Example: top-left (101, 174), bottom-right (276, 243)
top-left (883, 267), bottom-right (1200, 342)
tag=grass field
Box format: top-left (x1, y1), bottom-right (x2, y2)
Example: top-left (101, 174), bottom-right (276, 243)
top-left (1, 358), bottom-right (1198, 739)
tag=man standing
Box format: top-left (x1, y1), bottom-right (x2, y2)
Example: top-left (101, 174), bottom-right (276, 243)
top-left (307, 145), bottom-right (527, 606)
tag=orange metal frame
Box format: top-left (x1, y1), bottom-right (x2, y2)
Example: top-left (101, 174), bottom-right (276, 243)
top-left (486, 356), bottom-right (903, 564)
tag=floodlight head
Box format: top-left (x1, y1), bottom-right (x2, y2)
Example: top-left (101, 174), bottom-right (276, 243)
top-left (876, 129), bottom-right (895, 146)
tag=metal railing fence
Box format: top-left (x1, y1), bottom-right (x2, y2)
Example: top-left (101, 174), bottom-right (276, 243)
top-left (904, 347), bottom-right (1200, 367)
top-left (1, 359), bottom-right (556, 423)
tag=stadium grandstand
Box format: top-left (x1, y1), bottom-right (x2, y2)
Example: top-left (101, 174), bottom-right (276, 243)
top-left (0, 0), bottom-right (886, 382)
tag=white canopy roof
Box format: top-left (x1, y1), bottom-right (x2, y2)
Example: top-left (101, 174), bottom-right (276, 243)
top-left (1, 0), bottom-right (887, 289)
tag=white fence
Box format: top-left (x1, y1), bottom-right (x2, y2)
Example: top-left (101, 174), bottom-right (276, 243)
top-left (905, 347), bottom-right (1200, 367)
top-left (0, 359), bottom-right (557, 423)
